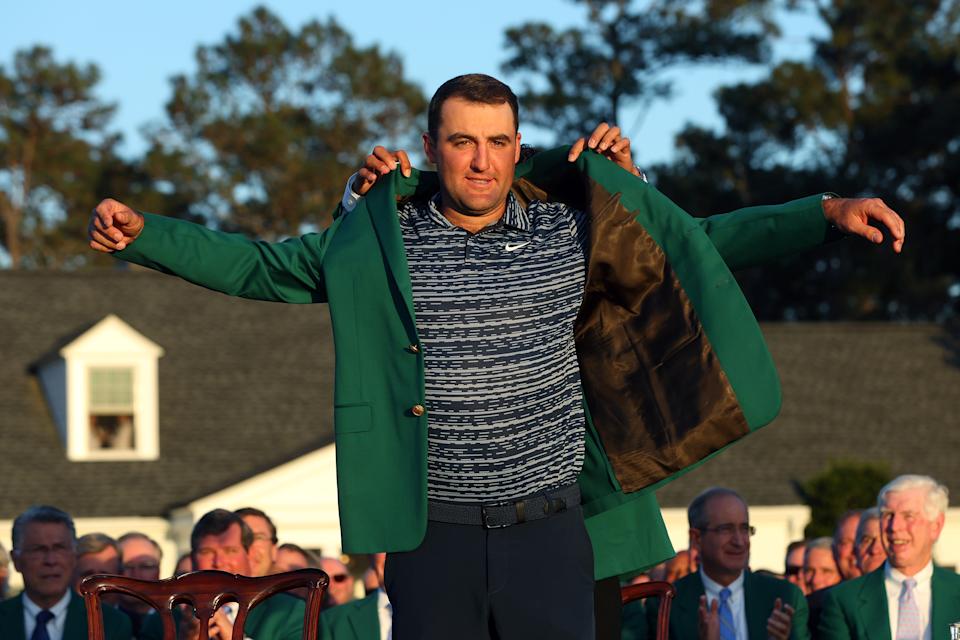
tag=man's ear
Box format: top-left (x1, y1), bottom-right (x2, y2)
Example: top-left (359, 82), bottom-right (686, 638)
top-left (423, 133), bottom-right (437, 164)
top-left (514, 131), bottom-right (522, 164)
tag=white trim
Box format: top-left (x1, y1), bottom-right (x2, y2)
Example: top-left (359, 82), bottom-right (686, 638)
top-left (57, 314), bottom-right (163, 461)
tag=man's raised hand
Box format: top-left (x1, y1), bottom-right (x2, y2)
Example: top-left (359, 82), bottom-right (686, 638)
top-left (822, 196), bottom-right (906, 253)
top-left (765, 597), bottom-right (795, 640)
top-left (567, 122), bottom-right (642, 177)
top-left (88, 198), bottom-right (144, 253)
top-left (698, 594), bottom-right (720, 640)
top-left (351, 146), bottom-right (412, 196)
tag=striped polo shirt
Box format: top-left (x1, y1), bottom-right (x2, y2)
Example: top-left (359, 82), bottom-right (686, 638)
top-left (399, 192), bottom-right (588, 503)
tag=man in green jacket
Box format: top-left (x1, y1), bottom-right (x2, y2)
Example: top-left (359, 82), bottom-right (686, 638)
top-left (639, 488), bottom-right (808, 640)
top-left (818, 475), bottom-right (960, 639)
top-left (0, 506), bottom-right (132, 640)
top-left (88, 73), bottom-right (904, 639)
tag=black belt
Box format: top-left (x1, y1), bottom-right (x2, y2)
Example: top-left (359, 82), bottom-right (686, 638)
top-left (427, 484), bottom-right (581, 529)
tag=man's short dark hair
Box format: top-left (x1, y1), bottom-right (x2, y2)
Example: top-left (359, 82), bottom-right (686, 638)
top-left (427, 74), bottom-right (519, 142)
top-left (12, 505), bottom-right (76, 550)
top-left (235, 507), bottom-right (278, 544)
top-left (118, 531), bottom-right (164, 561)
top-left (77, 532), bottom-right (120, 558)
top-left (277, 542), bottom-right (320, 568)
top-left (687, 487), bottom-right (747, 530)
top-left (190, 509), bottom-right (253, 552)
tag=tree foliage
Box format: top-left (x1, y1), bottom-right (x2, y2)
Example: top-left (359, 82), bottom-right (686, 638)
top-left (654, 0), bottom-right (960, 320)
top-left (795, 459), bottom-right (890, 538)
top-left (0, 46), bottom-right (122, 268)
top-left (142, 6), bottom-right (427, 239)
top-left (501, 0), bottom-right (778, 141)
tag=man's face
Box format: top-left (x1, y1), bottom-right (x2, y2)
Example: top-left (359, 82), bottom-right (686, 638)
top-left (120, 537), bottom-right (161, 581)
top-left (691, 494), bottom-right (750, 584)
top-left (192, 524), bottom-right (252, 575)
top-left (880, 488), bottom-right (944, 576)
top-left (274, 548), bottom-right (310, 573)
top-left (833, 514), bottom-right (861, 580)
top-left (803, 547), bottom-right (841, 592)
top-left (784, 546), bottom-right (807, 594)
top-left (319, 557), bottom-right (354, 607)
top-left (240, 515), bottom-right (276, 577)
top-left (74, 546), bottom-right (121, 592)
top-left (12, 522), bottom-right (76, 607)
top-left (423, 97), bottom-right (521, 220)
top-left (855, 517), bottom-right (886, 574)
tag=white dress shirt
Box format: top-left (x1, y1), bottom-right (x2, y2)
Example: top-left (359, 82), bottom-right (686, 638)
top-left (884, 559), bottom-right (933, 640)
top-left (701, 570), bottom-right (748, 640)
top-left (22, 590), bottom-right (71, 640)
top-left (376, 588), bottom-right (392, 640)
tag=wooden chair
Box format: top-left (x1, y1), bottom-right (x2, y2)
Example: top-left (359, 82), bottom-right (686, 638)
top-left (621, 580), bottom-right (676, 640)
top-left (79, 568), bottom-right (328, 640)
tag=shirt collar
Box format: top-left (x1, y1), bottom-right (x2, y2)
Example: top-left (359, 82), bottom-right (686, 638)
top-left (700, 568), bottom-right (745, 600)
top-left (424, 192), bottom-right (530, 233)
top-left (23, 589), bottom-right (72, 619)
top-left (885, 558), bottom-right (934, 585)
top-left (376, 587), bottom-right (391, 611)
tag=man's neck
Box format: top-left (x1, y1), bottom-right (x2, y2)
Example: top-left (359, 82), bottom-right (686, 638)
top-left (24, 588), bottom-right (70, 611)
top-left (701, 566), bottom-right (744, 588)
top-left (438, 196), bottom-right (507, 234)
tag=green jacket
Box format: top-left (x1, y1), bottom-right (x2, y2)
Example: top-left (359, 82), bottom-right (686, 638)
top-left (118, 147), bottom-right (833, 579)
top-left (140, 592), bottom-right (306, 640)
top-left (645, 570), bottom-right (809, 640)
top-left (319, 591), bottom-right (381, 640)
top-left (818, 565), bottom-right (960, 639)
top-left (0, 591), bottom-right (132, 640)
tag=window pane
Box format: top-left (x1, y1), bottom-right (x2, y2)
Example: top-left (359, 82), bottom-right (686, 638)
top-left (89, 414), bottom-right (136, 450)
top-left (89, 367), bottom-right (134, 408)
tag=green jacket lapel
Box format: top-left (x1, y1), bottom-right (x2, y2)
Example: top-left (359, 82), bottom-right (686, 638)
top-left (62, 591), bottom-right (87, 640)
top-left (856, 570), bottom-right (891, 640)
top-left (347, 593), bottom-right (381, 640)
top-left (743, 571), bottom-right (770, 639)
top-left (0, 594), bottom-right (28, 640)
top-left (931, 566), bottom-right (960, 638)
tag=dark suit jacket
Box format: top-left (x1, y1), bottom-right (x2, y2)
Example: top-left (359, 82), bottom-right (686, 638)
top-left (818, 564), bottom-right (960, 639)
top-left (319, 591), bottom-right (382, 640)
top-left (0, 591), bottom-right (132, 640)
top-left (647, 570), bottom-right (810, 639)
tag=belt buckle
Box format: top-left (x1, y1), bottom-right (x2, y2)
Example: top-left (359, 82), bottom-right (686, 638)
top-left (481, 504), bottom-right (511, 529)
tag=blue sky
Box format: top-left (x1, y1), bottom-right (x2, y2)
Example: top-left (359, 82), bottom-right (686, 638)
top-left (1, 1), bottom-right (824, 166)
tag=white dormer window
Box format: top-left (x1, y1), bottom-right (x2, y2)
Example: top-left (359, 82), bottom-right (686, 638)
top-left (37, 314), bottom-right (163, 461)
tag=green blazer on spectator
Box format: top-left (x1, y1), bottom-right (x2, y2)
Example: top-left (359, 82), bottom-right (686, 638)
top-left (818, 565), bottom-right (960, 639)
top-left (140, 592), bottom-right (305, 640)
top-left (319, 591), bottom-right (381, 640)
top-left (0, 591), bottom-right (132, 640)
top-left (117, 147), bottom-right (836, 580)
top-left (646, 570), bottom-right (810, 640)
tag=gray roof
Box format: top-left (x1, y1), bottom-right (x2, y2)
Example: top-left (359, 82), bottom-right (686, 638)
top-left (2, 271), bottom-right (957, 518)
top-left (1, 269), bottom-right (334, 519)
top-left (655, 323), bottom-right (960, 508)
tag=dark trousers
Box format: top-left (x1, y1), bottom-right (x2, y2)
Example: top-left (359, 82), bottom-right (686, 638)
top-left (384, 505), bottom-right (596, 639)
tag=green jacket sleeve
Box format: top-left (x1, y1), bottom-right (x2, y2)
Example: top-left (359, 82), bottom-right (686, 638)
top-left (116, 212), bottom-right (342, 303)
top-left (698, 194), bottom-right (837, 272)
top-left (789, 585), bottom-right (811, 640)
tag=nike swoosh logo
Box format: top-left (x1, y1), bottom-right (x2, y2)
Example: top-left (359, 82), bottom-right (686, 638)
top-left (504, 242), bottom-right (530, 251)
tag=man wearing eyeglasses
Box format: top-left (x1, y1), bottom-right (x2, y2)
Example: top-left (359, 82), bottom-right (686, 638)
top-left (117, 532), bottom-right (163, 638)
top-left (0, 505), bottom-right (131, 640)
top-left (319, 557), bottom-right (356, 609)
top-left (647, 488), bottom-right (809, 639)
top-left (236, 508), bottom-right (279, 578)
top-left (147, 509), bottom-right (304, 640)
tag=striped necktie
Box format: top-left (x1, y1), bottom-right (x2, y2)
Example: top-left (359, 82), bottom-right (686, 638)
top-left (718, 587), bottom-right (736, 640)
top-left (896, 578), bottom-right (921, 640)
top-left (30, 610), bottom-right (54, 640)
